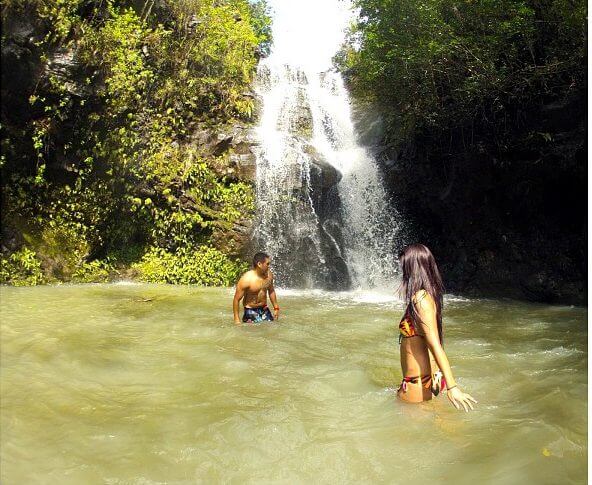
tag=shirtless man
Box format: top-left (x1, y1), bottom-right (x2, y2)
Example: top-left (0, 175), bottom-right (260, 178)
top-left (233, 252), bottom-right (280, 325)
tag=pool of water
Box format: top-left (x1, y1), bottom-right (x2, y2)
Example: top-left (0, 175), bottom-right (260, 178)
top-left (0, 284), bottom-right (587, 483)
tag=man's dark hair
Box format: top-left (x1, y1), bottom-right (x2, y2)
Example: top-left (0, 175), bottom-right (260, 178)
top-left (253, 252), bottom-right (270, 267)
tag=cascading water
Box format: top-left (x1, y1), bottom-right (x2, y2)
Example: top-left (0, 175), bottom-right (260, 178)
top-left (253, 1), bottom-right (402, 290)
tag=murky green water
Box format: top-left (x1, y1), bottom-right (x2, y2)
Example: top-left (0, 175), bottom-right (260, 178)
top-left (0, 284), bottom-right (587, 484)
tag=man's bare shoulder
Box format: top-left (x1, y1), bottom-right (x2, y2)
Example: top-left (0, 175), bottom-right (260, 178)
top-left (238, 269), bottom-right (256, 285)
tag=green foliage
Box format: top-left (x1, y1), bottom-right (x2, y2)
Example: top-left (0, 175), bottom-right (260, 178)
top-left (0, 248), bottom-right (44, 286)
top-left (133, 245), bottom-right (248, 286)
top-left (1, 0), bottom-right (267, 286)
top-left (248, 0), bottom-right (274, 57)
top-left (82, 5), bottom-right (158, 119)
top-left (131, 143), bottom-right (255, 250)
top-left (38, 0), bottom-right (84, 43)
top-left (38, 221), bottom-right (90, 279)
top-left (1, 0), bottom-right (84, 43)
top-left (72, 259), bottom-right (114, 283)
top-left (339, 0), bottom-right (586, 146)
top-left (217, 181), bottom-right (254, 222)
top-left (148, 0), bottom-right (265, 121)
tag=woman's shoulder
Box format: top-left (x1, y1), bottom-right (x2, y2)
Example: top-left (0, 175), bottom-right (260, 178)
top-left (412, 289), bottom-right (435, 307)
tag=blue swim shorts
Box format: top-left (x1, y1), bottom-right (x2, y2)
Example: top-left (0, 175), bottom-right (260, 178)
top-left (242, 306), bottom-right (274, 323)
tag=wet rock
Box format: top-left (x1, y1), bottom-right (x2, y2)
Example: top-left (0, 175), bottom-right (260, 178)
top-left (319, 210), bottom-right (351, 289)
top-left (43, 48), bottom-right (91, 98)
top-left (1, 225), bottom-right (25, 253)
top-left (256, 64), bottom-right (272, 90)
top-left (229, 153), bottom-right (256, 180)
top-left (283, 65), bottom-right (308, 85)
top-left (277, 87), bottom-right (313, 139)
top-left (372, 89), bottom-right (586, 304)
top-left (303, 144), bottom-right (342, 189)
top-left (291, 90), bottom-right (313, 138)
top-left (190, 123), bottom-right (260, 182)
top-left (351, 101), bottom-right (386, 149)
top-left (211, 219), bottom-right (254, 259)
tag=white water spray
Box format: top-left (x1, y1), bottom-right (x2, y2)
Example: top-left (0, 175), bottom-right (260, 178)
top-left (253, 0), bottom-right (402, 290)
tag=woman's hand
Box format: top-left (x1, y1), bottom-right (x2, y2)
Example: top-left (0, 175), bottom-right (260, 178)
top-left (447, 387), bottom-right (477, 412)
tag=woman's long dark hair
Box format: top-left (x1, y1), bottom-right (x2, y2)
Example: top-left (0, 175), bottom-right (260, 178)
top-left (398, 243), bottom-right (445, 344)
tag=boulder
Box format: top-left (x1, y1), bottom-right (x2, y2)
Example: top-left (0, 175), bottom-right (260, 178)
top-left (189, 122), bottom-right (260, 183)
top-left (277, 87), bottom-right (313, 139)
top-left (303, 144), bottom-right (342, 189)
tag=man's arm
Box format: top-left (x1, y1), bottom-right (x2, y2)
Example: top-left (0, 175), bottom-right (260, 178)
top-left (268, 272), bottom-right (279, 320)
top-left (233, 278), bottom-right (246, 325)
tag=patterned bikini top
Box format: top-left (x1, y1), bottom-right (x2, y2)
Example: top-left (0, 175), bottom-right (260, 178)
top-left (399, 304), bottom-right (422, 340)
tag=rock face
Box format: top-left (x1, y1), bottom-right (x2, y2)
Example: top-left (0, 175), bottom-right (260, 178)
top-left (189, 122), bottom-right (261, 259)
top-left (251, 134), bottom-right (349, 289)
top-left (249, 61), bottom-right (352, 289)
top-left (302, 144), bottom-right (350, 289)
top-left (361, 90), bottom-right (587, 304)
top-left (190, 123), bottom-right (259, 182)
top-left (1, 12), bottom-right (100, 184)
top-left (280, 87), bottom-right (313, 139)
top-left (1, 16), bottom-right (42, 124)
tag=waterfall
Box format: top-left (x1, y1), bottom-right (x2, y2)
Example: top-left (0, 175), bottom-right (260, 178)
top-left (252, 0), bottom-right (402, 290)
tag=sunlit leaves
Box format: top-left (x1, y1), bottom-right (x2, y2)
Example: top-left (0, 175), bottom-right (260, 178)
top-left (133, 245), bottom-right (248, 286)
top-left (339, 0), bottom-right (586, 146)
top-left (1, 0), bottom-right (269, 285)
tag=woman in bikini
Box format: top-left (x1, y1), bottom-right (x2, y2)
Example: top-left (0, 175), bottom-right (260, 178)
top-left (397, 243), bottom-right (477, 412)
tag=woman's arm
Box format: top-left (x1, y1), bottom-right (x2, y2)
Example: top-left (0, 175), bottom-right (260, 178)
top-left (413, 291), bottom-right (477, 411)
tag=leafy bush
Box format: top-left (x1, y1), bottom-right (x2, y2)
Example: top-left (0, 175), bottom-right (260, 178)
top-left (39, 221), bottom-right (89, 276)
top-left (338, 0), bottom-right (586, 147)
top-left (72, 259), bottom-right (114, 283)
top-left (0, 0), bottom-right (268, 286)
top-left (133, 245), bottom-right (248, 286)
top-left (0, 248), bottom-right (44, 286)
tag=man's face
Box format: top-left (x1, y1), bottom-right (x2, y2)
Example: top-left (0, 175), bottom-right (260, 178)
top-left (257, 258), bottom-right (271, 275)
